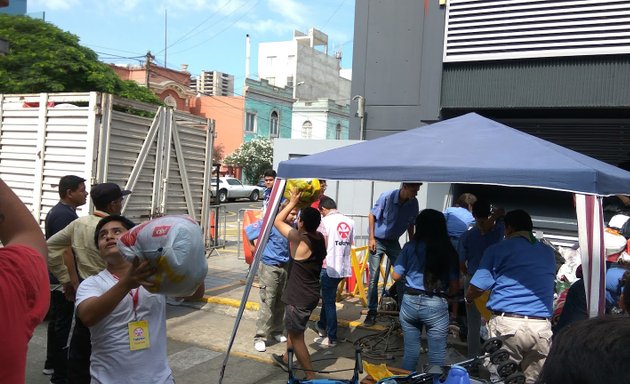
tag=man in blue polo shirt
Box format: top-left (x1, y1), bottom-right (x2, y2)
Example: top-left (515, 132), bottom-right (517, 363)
top-left (457, 200), bottom-right (504, 358)
top-left (246, 203), bottom-right (298, 352)
top-left (364, 183), bottom-right (421, 326)
top-left (465, 209), bottom-right (555, 383)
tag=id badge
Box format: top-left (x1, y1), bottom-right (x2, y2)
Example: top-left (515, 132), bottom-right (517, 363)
top-left (128, 320), bottom-right (150, 351)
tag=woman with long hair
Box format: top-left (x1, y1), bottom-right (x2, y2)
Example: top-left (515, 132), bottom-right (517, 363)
top-left (392, 209), bottom-right (460, 371)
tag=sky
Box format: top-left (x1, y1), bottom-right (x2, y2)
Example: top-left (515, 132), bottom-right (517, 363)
top-left (27, 0), bottom-right (355, 91)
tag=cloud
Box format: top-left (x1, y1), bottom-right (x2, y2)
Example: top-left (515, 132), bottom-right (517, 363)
top-left (267, 0), bottom-right (306, 25)
top-left (234, 19), bottom-right (293, 36)
top-left (28, 0), bottom-right (80, 10)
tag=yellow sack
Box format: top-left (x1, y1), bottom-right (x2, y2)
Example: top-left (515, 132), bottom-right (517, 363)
top-left (362, 361), bottom-right (396, 381)
top-left (284, 179), bottom-right (321, 208)
top-left (475, 291), bottom-right (492, 321)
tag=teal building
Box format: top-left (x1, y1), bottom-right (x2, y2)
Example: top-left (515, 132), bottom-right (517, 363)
top-left (243, 78), bottom-right (294, 142)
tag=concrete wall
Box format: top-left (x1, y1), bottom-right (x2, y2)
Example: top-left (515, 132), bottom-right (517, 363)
top-left (257, 32), bottom-right (351, 104)
top-left (349, 0), bottom-right (446, 139)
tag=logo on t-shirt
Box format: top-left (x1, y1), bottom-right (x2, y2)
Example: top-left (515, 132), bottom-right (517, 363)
top-left (335, 222), bottom-right (351, 246)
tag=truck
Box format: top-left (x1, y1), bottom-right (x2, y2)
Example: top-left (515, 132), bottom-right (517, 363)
top-left (0, 92), bottom-right (215, 243)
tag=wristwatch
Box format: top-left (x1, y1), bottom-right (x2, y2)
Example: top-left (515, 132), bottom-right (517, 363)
top-left (464, 296), bottom-right (472, 304)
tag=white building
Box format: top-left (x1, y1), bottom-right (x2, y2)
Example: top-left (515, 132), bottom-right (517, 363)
top-left (191, 70), bottom-right (234, 96)
top-left (291, 99), bottom-right (350, 140)
top-left (257, 28), bottom-right (351, 105)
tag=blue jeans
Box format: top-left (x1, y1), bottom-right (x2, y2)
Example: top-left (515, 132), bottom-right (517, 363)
top-left (399, 293), bottom-right (449, 370)
top-left (317, 268), bottom-right (343, 342)
top-left (367, 238), bottom-right (403, 313)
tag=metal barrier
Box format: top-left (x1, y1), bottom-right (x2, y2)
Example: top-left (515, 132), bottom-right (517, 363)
top-left (206, 204), bottom-right (228, 251)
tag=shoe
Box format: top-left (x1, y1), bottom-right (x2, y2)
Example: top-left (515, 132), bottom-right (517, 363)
top-left (254, 340), bottom-right (266, 352)
top-left (271, 353), bottom-right (289, 372)
top-left (42, 368), bottom-right (54, 375)
top-left (363, 312), bottom-right (377, 326)
top-left (313, 336), bottom-right (337, 347)
top-left (273, 334), bottom-right (287, 343)
top-left (166, 297), bottom-right (184, 306)
top-left (315, 323), bottom-right (326, 338)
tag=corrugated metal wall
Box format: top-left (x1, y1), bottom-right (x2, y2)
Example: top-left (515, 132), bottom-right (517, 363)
top-left (442, 56), bottom-right (630, 109)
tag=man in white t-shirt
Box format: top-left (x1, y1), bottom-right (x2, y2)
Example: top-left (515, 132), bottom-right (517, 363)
top-left (75, 215), bottom-right (173, 384)
top-left (314, 197), bottom-right (354, 347)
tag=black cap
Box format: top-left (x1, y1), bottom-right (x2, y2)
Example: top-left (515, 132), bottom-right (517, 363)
top-left (90, 183), bottom-right (132, 207)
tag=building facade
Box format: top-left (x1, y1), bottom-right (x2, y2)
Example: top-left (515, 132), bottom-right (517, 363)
top-left (191, 70), bottom-right (234, 96)
top-left (0, 0), bottom-right (26, 14)
top-left (350, 0), bottom-right (630, 168)
top-left (257, 28), bottom-right (351, 105)
top-left (110, 63), bottom-right (196, 112)
top-left (190, 95), bottom-right (244, 161)
top-left (291, 99), bottom-right (350, 140)
top-left (243, 78), bottom-right (293, 142)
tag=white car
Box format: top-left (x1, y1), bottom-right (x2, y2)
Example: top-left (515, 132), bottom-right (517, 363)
top-left (210, 177), bottom-right (265, 203)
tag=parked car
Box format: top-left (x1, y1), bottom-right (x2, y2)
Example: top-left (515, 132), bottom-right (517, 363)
top-left (210, 177), bottom-right (265, 203)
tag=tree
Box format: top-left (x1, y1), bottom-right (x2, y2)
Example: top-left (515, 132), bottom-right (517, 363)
top-left (0, 14), bottom-right (160, 104)
top-left (223, 138), bottom-right (273, 184)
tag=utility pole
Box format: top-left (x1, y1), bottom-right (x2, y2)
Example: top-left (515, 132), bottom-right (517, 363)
top-left (145, 51), bottom-right (154, 88)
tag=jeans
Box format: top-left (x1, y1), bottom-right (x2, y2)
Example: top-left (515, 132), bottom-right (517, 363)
top-left (317, 268), bottom-right (343, 342)
top-left (367, 238), bottom-right (403, 313)
top-left (255, 263), bottom-right (288, 342)
top-left (48, 290), bottom-right (75, 383)
top-left (399, 294), bottom-right (449, 370)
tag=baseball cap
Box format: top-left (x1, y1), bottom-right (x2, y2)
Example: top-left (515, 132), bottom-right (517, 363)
top-left (90, 183), bottom-right (132, 207)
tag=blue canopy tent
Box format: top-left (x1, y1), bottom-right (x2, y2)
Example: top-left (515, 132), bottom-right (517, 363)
top-left (218, 113), bottom-right (630, 382)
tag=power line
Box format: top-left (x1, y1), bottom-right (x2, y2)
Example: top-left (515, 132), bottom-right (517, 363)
top-left (154, 0), bottom-right (235, 55)
top-left (169, 0), bottom-right (261, 56)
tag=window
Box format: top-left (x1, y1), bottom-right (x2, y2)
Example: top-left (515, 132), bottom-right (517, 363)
top-left (286, 76), bottom-right (294, 88)
top-left (245, 112), bottom-right (257, 133)
top-left (226, 179), bottom-right (242, 186)
top-left (301, 120), bottom-right (312, 139)
top-left (270, 111), bottom-right (279, 138)
top-left (267, 56), bottom-right (276, 67)
top-left (335, 123), bottom-right (342, 140)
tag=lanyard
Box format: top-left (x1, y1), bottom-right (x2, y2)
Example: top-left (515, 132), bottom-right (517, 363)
top-left (111, 273), bottom-right (141, 320)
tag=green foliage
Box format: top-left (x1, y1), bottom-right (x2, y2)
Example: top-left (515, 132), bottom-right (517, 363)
top-left (223, 138), bottom-right (273, 184)
top-left (0, 14), bottom-right (160, 105)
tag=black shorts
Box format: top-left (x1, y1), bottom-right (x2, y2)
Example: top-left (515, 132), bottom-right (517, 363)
top-left (284, 304), bottom-right (313, 332)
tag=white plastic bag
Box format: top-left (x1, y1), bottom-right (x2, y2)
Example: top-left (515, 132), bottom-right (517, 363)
top-left (117, 215), bottom-right (207, 296)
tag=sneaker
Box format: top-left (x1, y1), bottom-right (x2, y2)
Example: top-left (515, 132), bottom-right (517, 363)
top-left (271, 353), bottom-right (289, 372)
top-left (42, 368), bottom-right (54, 375)
top-left (313, 336), bottom-right (337, 347)
top-left (254, 340), bottom-right (266, 352)
top-left (273, 334), bottom-right (287, 343)
top-left (315, 323), bottom-right (326, 338)
top-left (363, 312), bottom-right (377, 327)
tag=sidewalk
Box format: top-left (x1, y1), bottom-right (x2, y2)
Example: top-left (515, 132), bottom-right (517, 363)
top-left (173, 243), bottom-right (468, 382)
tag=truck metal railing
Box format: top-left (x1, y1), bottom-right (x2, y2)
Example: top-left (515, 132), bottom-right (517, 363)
top-left (206, 204), bottom-right (228, 252)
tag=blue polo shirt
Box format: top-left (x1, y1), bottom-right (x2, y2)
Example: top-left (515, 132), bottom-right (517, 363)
top-left (470, 235), bottom-right (555, 317)
top-left (458, 221), bottom-right (505, 276)
top-left (394, 240), bottom-right (459, 293)
top-left (371, 189), bottom-right (419, 240)
top-left (245, 220), bottom-right (289, 266)
top-left (606, 265), bottom-right (628, 309)
top-left (444, 206), bottom-right (475, 238)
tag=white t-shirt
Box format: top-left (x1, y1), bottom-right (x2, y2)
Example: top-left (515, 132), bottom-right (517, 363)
top-left (76, 269), bottom-right (173, 384)
top-left (321, 210), bottom-right (355, 278)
